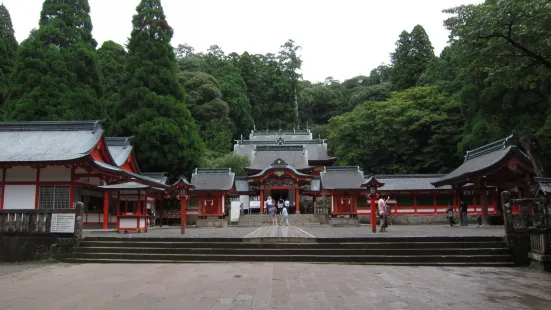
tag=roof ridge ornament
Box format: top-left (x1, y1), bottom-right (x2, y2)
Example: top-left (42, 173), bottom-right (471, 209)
top-left (464, 134), bottom-right (515, 162)
top-left (271, 158), bottom-right (288, 166)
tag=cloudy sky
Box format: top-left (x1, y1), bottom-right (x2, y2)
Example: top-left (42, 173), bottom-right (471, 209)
top-left (3, 0), bottom-right (482, 83)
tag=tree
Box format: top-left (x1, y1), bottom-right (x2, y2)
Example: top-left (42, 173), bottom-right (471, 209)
top-left (390, 25), bottom-right (436, 90)
top-left (299, 84), bottom-right (345, 124)
top-left (201, 152), bottom-right (250, 176)
top-left (178, 70), bottom-right (233, 153)
top-left (444, 0), bottom-right (551, 176)
top-left (328, 86), bottom-right (462, 174)
top-left (114, 0), bottom-right (203, 178)
top-left (279, 39), bottom-right (302, 125)
top-left (0, 4), bottom-right (18, 118)
top-left (5, 0), bottom-right (102, 121)
top-left (97, 40), bottom-right (126, 130)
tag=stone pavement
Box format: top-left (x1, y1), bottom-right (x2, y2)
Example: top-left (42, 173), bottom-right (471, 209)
top-left (1, 262), bottom-right (550, 309)
top-left (84, 225), bottom-right (505, 239)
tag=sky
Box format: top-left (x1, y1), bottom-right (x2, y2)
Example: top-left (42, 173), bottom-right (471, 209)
top-left (3, 0), bottom-right (483, 83)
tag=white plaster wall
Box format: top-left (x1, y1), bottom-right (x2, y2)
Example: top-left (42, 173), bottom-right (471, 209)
top-left (3, 185), bottom-right (36, 209)
top-left (5, 167), bottom-right (36, 182)
top-left (40, 166), bottom-right (71, 181)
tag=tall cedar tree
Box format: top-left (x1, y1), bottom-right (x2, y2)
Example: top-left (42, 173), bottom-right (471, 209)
top-left (5, 0), bottom-right (102, 121)
top-left (390, 25), bottom-right (435, 90)
top-left (97, 40), bottom-right (126, 131)
top-left (115, 0), bottom-right (203, 178)
top-left (0, 4), bottom-right (18, 118)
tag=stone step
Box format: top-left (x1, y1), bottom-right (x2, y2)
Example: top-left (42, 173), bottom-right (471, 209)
top-left (76, 247), bottom-right (511, 256)
top-left (62, 258), bottom-right (516, 267)
top-left (80, 241), bottom-right (508, 249)
top-left (67, 252), bottom-right (513, 263)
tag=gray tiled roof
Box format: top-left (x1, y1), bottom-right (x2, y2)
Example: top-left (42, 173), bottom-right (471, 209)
top-left (0, 120), bottom-right (104, 162)
top-left (92, 161), bottom-right (168, 189)
top-left (141, 172), bottom-right (168, 185)
top-left (534, 177), bottom-right (551, 194)
top-left (190, 168), bottom-right (235, 191)
top-left (105, 137), bottom-right (134, 167)
top-left (249, 129), bottom-right (313, 141)
top-left (375, 174), bottom-right (452, 191)
top-left (249, 145), bottom-right (310, 170)
top-left (432, 135), bottom-right (532, 187)
top-left (320, 166), bottom-right (365, 190)
top-left (98, 181), bottom-right (163, 191)
top-left (234, 177), bottom-right (250, 192)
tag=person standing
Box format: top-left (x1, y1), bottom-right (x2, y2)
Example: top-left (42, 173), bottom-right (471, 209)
top-left (460, 200), bottom-right (468, 226)
top-left (280, 205), bottom-right (289, 226)
top-left (378, 196), bottom-right (389, 232)
top-left (266, 196), bottom-right (273, 215)
top-left (447, 202), bottom-right (456, 227)
top-left (270, 203), bottom-right (277, 225)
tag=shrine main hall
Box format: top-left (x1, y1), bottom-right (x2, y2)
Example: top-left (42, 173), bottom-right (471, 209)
top-left (0, 120), bottom-right (535, 229)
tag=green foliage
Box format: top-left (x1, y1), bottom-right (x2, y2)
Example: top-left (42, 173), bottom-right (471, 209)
top-left (114, 0), bottom-right (203, 178)
top-left (5, 0), bottom-right (102, 121)
top-left (201, 152), bottom-right (250, 176)
top-left (299, 83), bottom-right (345, 124)
top-left (97, 41), bottom-right (125, 131)
top-left (0, 4), bottom-right (17, 118)
top-left (390, 25), bottom-right (436, 90)
top-left (328, 86), bottom-right (462, 173)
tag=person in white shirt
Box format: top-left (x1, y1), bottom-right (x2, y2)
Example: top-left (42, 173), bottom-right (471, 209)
top-left (280, 205), bottom-right (289, 226)
top-left (378, 196), bottom-right (389, 232)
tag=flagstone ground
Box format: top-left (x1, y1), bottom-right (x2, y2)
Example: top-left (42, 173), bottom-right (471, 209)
top-left (0, 262), bottom-right (550, 310)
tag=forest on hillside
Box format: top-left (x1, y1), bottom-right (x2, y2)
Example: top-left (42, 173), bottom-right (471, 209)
top-left (0, 0), bottom-right (550, 179)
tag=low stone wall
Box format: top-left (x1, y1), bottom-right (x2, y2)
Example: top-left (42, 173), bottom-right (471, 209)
top-left (196, 218), bottom-right (228, 228)
top-left (0, 234), bottom-right (78, 262)
top-left (330, 217), bottom-right (360, 227)
top-left (359, 214), bottom-right (490, 225)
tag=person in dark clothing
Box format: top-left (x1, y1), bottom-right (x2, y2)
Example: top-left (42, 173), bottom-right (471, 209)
top-left (460, 200), bottom-right (468, 226)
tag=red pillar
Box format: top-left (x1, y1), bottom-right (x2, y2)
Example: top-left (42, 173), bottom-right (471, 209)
top-left (159, 198), bottom-right (164, 227)
top-left (260, 190), bottom-right (264, 214)
top-left (180, 196), bottom-right (187, 234)
top-left (295, 188), bottom-right (300, 214)
top-left (103, 191), bottom-right (109, 230)
top-left (116, 191), bottom-right (120, 230)
top-left (370, 194), bottom-right (376, 233)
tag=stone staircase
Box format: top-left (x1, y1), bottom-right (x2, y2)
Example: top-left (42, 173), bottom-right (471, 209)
top-left (237, 214), bottom-right (320, 227)
top-left (64, 236), bottom-right (515, 267)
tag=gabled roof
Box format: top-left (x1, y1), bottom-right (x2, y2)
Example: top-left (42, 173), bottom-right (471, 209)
top-left (249, 129), bottom-right (313, 141)
top-left (248, 145), bottom-right (311, 170)
top-left (248, 158), bottom-right (313, 179)
top-left (105, 137), bottom-right (134, 165)
top-left (0, 120), bottom-right (104, 163)
top-left (375, 174), bottom-right (452, 191)
top-left (432, 135), bottom-right (533, 187)
top-left (320, 166), bottom-right (365, 190)
top-left (190, 168), bottom-right (235, 191)
top-left (234, 138), bottom-right (336, 163)
top-left (92, 160), bottom-right (169, 189)
top-left (98, 181), bottom-right (165, 191)
top-left (534, 177), bottom-right (551, 196)
top-left (141, 172), bottom-right (169, 185)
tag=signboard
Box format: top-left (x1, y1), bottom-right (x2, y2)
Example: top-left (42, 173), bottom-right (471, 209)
top-left (50, 213), bottom-right (76, 233)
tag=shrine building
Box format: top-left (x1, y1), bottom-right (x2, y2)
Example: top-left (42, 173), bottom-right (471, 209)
top-left (0, 121), bottom-right (169, 232)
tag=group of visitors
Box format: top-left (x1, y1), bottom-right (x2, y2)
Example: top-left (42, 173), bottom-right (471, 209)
top-left (266, 196), bottom-right (290, 226)
top-left (446, 200), bottom-right (469, 227)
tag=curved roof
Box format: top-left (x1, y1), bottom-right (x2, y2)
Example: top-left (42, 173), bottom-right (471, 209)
top-left (320, 166), bottom-right (365, 190)
top-left (0, 120), bottom-right (104, 162)
top-left (249, 145), bottom-right (310, 170)
top-left (105, 137), bottom-right (134, 167)
top-left (248, 158), bottom-right (312, 179)
top-left (432, 135), bottom-right (533, 187)
top-left (190, 168), bottom-right (235, 191)
top-left (375, 174), bottom-right (451, 191)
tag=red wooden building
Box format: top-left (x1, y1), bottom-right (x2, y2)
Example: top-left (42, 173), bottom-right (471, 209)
top-left (0, 120), bottom-right (168, 231)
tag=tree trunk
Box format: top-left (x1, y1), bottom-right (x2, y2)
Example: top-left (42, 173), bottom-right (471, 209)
top-left (519, 135), bottom-right (549, 177)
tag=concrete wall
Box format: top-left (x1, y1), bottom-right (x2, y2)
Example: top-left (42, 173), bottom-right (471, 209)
top-left (0, 235), bottom-right (78, 262)
top-left (359, 214), bottom-right (494, 225)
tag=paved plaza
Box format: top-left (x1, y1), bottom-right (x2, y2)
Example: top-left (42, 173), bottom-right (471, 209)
top-left (84, 224), bottom-right (506, 239)
top-left (1, 262), bottom-right (550, 309)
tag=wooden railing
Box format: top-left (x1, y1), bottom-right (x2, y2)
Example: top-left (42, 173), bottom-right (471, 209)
top-left (0, 204), bottom-right (83, 234)
top-left (530, 234), bottom-right (550, 255)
